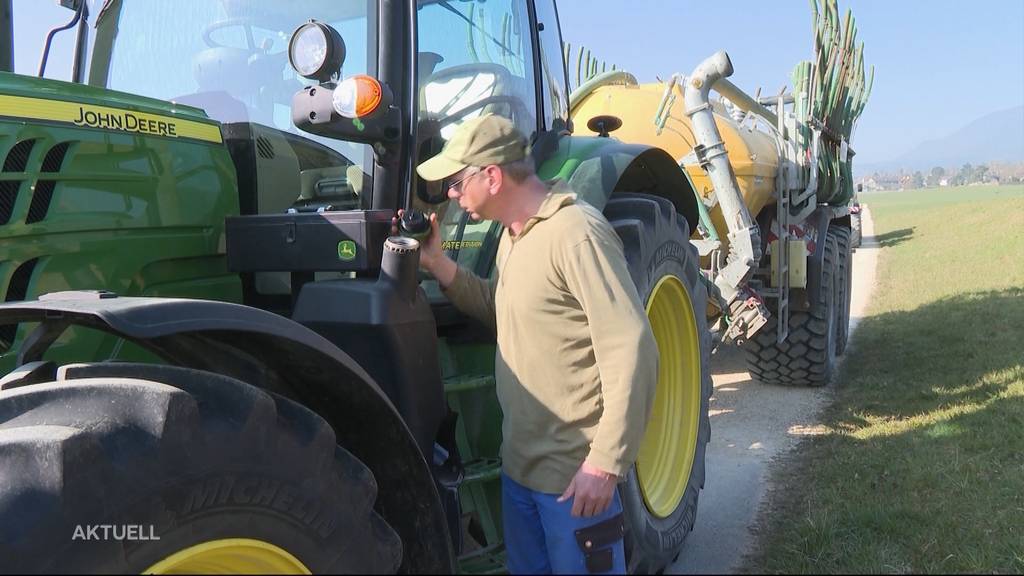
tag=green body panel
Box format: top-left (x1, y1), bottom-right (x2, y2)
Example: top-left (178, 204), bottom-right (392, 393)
top-left (0, 73), bottom-right (241, 372)
top-left (541, 134), bottom-right (701, 232)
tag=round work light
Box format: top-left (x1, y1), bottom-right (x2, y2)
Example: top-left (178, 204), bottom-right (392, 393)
top-left (288, 20), bottom-right (346, 83)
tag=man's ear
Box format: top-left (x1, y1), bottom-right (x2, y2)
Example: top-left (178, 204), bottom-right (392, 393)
top-left (486, 164), bottom-right (502, 195)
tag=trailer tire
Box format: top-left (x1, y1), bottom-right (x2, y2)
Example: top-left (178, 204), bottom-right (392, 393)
top-left (850, 210), bottom-right (862, 248)
top-left (745, 234), bottom-right (839, 386)
top-left (0, 363), bottom-right (402, 574)
top-left (604, 193), bottom-right (712, 574)
top-left (831, 226), bottom-right (853, 355)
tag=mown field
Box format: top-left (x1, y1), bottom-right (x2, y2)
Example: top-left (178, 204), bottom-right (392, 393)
top-left (746, 184), bottom-right (1024, 573)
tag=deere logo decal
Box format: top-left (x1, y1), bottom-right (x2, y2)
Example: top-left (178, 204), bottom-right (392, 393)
top-left (337, 240), bottom-right (357, 261)
top-left (74, 106), bottom-right (177, 137)
top-left (0, 95), bottom-right (223, 144)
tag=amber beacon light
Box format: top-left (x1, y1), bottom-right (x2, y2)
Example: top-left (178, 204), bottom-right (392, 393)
top-left (332, 74), bottom-right (384, 118)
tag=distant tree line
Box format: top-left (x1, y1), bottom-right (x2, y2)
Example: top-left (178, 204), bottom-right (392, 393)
top-left (858, 161), bottom-right (1024, 191)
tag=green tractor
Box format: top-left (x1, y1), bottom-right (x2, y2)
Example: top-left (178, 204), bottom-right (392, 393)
top-left (0, 1), bottom-right (711, 572)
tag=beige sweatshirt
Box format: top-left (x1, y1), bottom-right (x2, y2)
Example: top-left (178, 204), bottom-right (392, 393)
top-left (443, 187), bottom-right (659, 494)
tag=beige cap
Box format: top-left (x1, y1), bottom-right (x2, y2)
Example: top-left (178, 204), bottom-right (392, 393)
top-left (417, 114), bottom-right (528, 182)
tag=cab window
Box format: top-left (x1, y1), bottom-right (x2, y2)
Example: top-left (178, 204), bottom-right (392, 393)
top-left (533, 0), bottom-right (570, 131)
top-left (415, 0), bottom-right (539, 287)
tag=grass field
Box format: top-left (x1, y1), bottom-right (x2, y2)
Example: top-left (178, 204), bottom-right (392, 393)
top-left (745, 184), bottom-right (1024, 573)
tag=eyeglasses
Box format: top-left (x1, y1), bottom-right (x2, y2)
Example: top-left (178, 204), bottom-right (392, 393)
top-left (445, 168), bottom-right (481, 193)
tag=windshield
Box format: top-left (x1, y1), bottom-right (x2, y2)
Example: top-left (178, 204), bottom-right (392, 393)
top-left (88, 0), bottom-right (375, 181)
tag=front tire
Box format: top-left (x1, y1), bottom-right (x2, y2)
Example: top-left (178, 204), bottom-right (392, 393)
top-left (0, 363), bottom-right (402, 574)
top-left (603, 194), bottom-right (713, 574)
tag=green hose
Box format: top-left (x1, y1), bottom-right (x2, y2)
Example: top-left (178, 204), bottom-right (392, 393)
top-left (791, 0), bottom-right (872, 209)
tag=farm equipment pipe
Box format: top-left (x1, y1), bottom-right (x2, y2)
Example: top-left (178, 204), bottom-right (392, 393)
top-left (683, 50), bottom-right (761, 300)
top-left (712, 78), bottom-right (780, 130)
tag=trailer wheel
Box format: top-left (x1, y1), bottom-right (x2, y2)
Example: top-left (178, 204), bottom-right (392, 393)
top-left (850, 210), bottom-right (863, 248)
top-left (745, 234), bottom-right (839, 386)
top-left (831, 226), bottom-right (853, 355)
top-left (604, 193), bottom-right (712, 574)
top-left (0, 363), bottom-right (402, 574)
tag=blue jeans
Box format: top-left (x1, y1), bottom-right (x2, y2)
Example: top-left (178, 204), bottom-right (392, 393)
top-left (502, 473), bottom-right (626, 574)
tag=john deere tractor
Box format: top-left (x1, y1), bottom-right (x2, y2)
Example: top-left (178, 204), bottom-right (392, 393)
top-left (0, 1), bottom-right (711, 573)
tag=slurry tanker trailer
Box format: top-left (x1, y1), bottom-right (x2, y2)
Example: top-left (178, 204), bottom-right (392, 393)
top-left (571, 0), bottom-right (872, 385)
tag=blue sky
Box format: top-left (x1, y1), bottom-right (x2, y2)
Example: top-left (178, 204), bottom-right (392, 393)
top-left (558, 0), bottom-right (1024, 163)
top-left (12, 1), bottom-right (1024, 164)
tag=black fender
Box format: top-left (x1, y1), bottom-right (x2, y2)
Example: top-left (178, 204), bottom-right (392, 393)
top-left (0, 293), bottom-right (454, 574)
top-left (539, 135), bottom-right (700, 234)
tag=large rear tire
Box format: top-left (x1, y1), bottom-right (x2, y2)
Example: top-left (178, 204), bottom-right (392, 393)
top-left (744, 233), bottom-right (839, 386)
top-left (603, 193), bottom-right (713, 574)
top-left (0, 363), bottom-right (402, 574)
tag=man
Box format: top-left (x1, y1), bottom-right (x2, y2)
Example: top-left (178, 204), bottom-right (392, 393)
top-left (413, 114), bottom-right (658, 574)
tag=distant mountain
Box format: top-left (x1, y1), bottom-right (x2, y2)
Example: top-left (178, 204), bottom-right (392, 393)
top-left (856, 106), bottom-right (1024, 176)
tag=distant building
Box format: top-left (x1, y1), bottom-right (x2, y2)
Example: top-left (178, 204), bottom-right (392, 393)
top-left (860, 175), bottom-right (901, 191)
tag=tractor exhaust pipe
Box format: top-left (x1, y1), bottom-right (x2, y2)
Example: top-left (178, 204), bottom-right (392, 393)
top-left (380, 236), bottom-right (421, 302)
top-left (1, 0), bottom-right (12, 73)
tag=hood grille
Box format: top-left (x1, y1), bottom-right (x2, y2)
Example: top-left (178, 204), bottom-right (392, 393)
top-left (27, 142), bottom-right (72, 224)
top-left (1, 139), bottom-right (38, 225)
top-left (0, 258), bottom-right (38, 353)
top-left (2, 139), bottom-right (36, 172)
top-left (0, 140), bottom-right (74, 225)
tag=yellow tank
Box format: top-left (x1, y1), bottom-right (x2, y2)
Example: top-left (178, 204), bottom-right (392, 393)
top-left (572, 81), bottom-right (779, 246)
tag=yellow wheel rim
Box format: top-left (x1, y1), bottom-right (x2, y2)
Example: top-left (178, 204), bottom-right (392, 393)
top-left (144, 538), bottom-right (311, 575)
top-left (637, 275), bottom-right (702, 518)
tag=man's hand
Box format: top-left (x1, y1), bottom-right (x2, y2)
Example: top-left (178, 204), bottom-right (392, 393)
top-left (391, 209), bottom-right (457, 287)
top-left (557, 461), bottom-right (618, 517)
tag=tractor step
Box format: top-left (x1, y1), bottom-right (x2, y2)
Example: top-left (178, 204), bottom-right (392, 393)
top-left (463, 457), bottom-right (502, 484)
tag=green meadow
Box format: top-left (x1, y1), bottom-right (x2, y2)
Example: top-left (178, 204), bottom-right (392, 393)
top-left (747, 185), bottom-right (1024, 573)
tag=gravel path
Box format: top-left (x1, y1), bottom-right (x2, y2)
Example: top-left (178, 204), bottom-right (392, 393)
top-left (668, 207), bottom-right (878, 574)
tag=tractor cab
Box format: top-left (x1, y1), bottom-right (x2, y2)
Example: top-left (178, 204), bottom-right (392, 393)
top-left (15, 0), bottom-right (571, 303)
